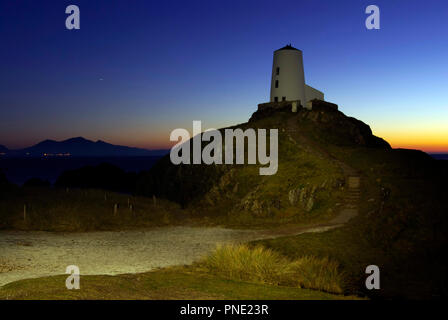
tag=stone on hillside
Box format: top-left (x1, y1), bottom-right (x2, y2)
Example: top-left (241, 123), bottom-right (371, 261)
top-left (299, 188), bottom-right (307, 203)
top-left (288, 188), bottom-right (300, 205)
top-left (305, 197), bottom-right (314, 212)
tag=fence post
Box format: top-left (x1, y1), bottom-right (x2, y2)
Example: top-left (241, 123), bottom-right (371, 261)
top-left (23, 204), bottom-right (27, 222)
top-left (114, 203), bottom-right (118, 216)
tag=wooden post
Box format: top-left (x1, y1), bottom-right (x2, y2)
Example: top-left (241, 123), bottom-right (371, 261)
top-left (153, 195), bottom-right (157, 207)
top-left (104, 193), bottom-right (107, 201)
top-left (114, 203), bottom-right (118, 216)
top-left (23, 204), bottom-right (27, 222)
top-left (127, 198), bottom-right (130, 207)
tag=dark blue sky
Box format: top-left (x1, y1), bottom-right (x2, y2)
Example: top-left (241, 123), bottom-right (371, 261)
top-left (0, 0), bottom-right (447, 151)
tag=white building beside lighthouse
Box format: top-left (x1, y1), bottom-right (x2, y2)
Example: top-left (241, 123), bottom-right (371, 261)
top-left (269, 45), bottom-right (324, 109)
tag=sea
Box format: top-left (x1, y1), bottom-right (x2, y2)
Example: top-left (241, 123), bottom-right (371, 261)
top-left (1, 153), bottom-right (447, 186)
top-left (430, 154), bottom-right (448, 160)
top-left (0, 156), bottom-right (163, 185)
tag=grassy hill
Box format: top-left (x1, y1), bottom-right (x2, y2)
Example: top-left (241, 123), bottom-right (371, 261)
top-left (245, 107), bottom-right (448, 299)
top-left (0, 105), bottom-right (394, 231)
top-left (135, 105), bottom-right (391, 228)
top-left (135, 105), bottom-right (447, 299)
top-left (1, 105), bottom-right (446, 299)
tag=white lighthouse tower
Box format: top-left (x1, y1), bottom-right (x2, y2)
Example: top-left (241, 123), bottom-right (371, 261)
top-left (270, 44), bottom-right (306, 105)
top-left (269, 44), bottom-right (324, 109)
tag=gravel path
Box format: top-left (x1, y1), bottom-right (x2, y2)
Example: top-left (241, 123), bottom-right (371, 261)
top-left (0, 227), bottom-right (259, 287)
top-left (0, 172), bottom-right (360, 289)
top-left (0, 118), bottom-right (364, 289)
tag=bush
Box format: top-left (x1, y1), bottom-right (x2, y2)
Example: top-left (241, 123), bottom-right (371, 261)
top-left (282, 256), bottom-right (345, 294)
top-left (200, 244), bottom-right (345, 294)
top-left (201, 244), bottom-right (288, 284)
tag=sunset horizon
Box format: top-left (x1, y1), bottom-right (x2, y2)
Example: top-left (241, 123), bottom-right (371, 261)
top-left (1, 1), bottom-right (446, 155)
top-left (1, 125), bottom-right (448, 154)
top-left (1, 0), bottom-right (447, 307)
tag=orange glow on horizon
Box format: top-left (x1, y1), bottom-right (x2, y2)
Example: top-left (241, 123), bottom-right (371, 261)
top-left (7, 129), bottom-right (446, 155)
top-left (375, 130), bottom-right (448, 153)
top-left (128, 126), bottom-right (448, 154)
top-left (134, 137), bottom-right (448, 154)
top-left (389, 143), bottom-right (448, 153)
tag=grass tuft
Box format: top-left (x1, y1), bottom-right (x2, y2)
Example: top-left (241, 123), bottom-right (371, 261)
top-left (282, 256), bottom-right (345, 294)
top-left (200, 244), bottom-right (345, 294)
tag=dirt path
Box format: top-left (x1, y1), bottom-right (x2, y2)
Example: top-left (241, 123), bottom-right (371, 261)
top-left (252, 174), bottom-right (361, 240)
top-left (268, 116), bottom-right (363, 236)
top-left (0, 199), bottom-right (360, 288)
top-left (0, 117), bottom-right (362, 288)
top-left (0, 227), bottom-right (262, 287)
top-left (0, 207), bottom-right (355, 288)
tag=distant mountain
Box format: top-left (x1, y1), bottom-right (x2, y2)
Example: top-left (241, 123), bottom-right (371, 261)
top-left (0, 145), bottom-right (8, 153)
top-left (2, 137), bottom-right (168, 157)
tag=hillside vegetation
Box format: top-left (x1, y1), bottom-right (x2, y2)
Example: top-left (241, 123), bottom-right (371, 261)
top-left (136, 106), bottom-right (385, 228)
top-left (1, 105), bottom-right (446, 299)
top-left (1, 106), bottom-right (392, 230)
top-left (0, 265), bottom-right (361, 300)
top-left (247, 107), bottom-right (448, 299)
top-left (137, 105), bottom-right (447, 298)
top-left (0, 187), bottom-right (182, 231)
top-left (200, 244), bottom-right (345, 294)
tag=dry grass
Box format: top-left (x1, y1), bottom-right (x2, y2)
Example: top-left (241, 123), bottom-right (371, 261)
top-left (281, 256), bottom-right (345, 294)
top-left (200, 244), bottom-right (288, 284)
top-left (0, 266), bottom-right (360, 300)
top-left (200, 244), bottom-right (345, 294)
top-left (0, 188), bottom-right (184, 231)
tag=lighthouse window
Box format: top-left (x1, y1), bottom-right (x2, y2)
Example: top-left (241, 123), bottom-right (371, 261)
top-left (274, 97), bottom-right (278, 102)
top-left (276, 67), bottom-right (280, 75)
top-left (282, 96), bottom-right (286, 101)
top-left (275, 80), bottom-right (279, 88)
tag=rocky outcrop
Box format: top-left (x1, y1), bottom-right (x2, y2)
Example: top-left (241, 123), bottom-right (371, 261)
top-left (236, 187), bottom-right (282, 218)
top-left (250, 106), bottom-right (391, 149)
top-left (137, 106), bottom-right (390, 216)
top-left (297, 109), bottom-right (391, 148)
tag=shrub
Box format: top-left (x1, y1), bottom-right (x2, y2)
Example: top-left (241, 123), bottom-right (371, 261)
top-left (201, 244), bottom-right (288, 284)
top-left (282, 256), bottom-right (345, 294)
top-left (200, 244), bottom-right (345, 294)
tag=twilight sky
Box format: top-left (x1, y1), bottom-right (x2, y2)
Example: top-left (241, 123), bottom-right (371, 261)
top-left (0, 0), bottom-right (447, 152)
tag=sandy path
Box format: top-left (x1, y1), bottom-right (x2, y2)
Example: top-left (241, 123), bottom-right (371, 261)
top-left (0, 227), bottom-right (259, 287)
top-left (0, 205), bottom-right (360, 288)
top-left (0, 116), bottom-right (364, 288)
top-left (0, 153), bottom-right (361, 289)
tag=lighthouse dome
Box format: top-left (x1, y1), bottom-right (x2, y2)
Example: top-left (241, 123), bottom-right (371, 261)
top-left (274, 44), bottom-right (301, 52)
